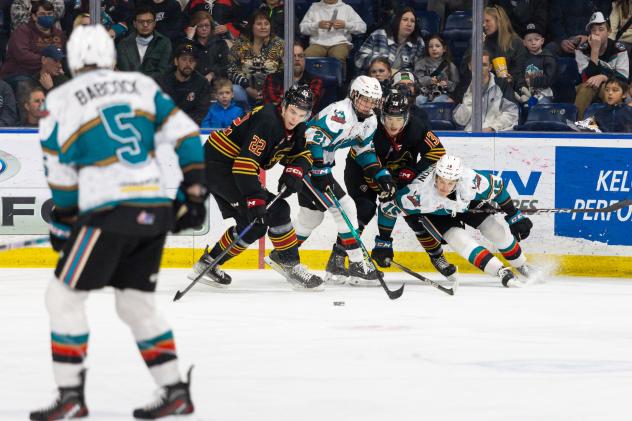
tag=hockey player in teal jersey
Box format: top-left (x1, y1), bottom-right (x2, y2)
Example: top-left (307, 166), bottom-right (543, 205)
top-left (31, 25), bottom-right (203, 420)
top-left (379, 155), bottom-right (538, 287)
top-left (295, 75), bottom-right (396, 286)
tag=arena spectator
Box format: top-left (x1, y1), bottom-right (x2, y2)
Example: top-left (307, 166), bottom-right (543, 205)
top-left (299, 0), bottom-right (366, 75)
top-left (227, 10), bottom-right (284, 110)
top-left (156, 43), bottom-right (211, 125)
top-left (546, 0), bottom-right (612, 56)
top-left (10, 0), bottom-right (64, 31)
top-left (0, 1), bottom-right (66, 83)
top-left (591, 77), bottom-right (632, 131)
top-left (368, 57), bottom-right (392, 96)
top-left (33, 44), bottom-right (68, 92)
top-left (0, 79), bottom-right (18, 127)
top-left (391, 70), bottom-right (418, 99)
top-left (18, 84), bottom-right (46, 127)
top-left (414, 34), bottom-right (459, 105)
top-left (260, 0), bottom-right (284, 37)
top-left (201, 78), bottom-right (243, 128)
top-left (483, 5), bottom-right (525, 85)
top-left (514, 23), bottom-right (556, 105)
top-left (103, 0), bottom-right (136, 40)
top-left (146, 0), bottom-right (183, 43)
top-left (487, 0), bottom-right (548, 37)
top-left (354, 7), bottom-right (425, 74)
top-left (453, 50), bottom-right (519, 131)
top-left (575, 12), bottom-right (629, 118)
top-left (182, 11), bottom-right (229, 84)
top-left (184, 0), bottom-right (241, 42)
top-left (116, 7), bottom-right (172, 78)
top-left (610, 0), bottom-right (632, 57)
top-left (263, 41), bottom-right (324, 111)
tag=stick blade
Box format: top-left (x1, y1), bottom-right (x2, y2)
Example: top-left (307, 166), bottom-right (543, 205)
top-left (387, 283), bottom-right (405, 300)
top-left (173, 290), bottom-right (184, 302)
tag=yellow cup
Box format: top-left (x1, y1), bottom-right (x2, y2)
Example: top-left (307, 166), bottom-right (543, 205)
top-left (492, 56), bottom-right (509, 78)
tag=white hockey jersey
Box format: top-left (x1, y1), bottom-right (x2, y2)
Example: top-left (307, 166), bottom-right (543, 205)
top-left (39, 69), bottom-right (203, 214)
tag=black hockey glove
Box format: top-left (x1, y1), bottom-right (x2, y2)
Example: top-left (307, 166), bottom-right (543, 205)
top-left (246, 197), bottom-right (267, 223)
top-left (173, 183), bottom-right (208, 233)
top-left (49, 207), bottom-right (73, 252)
top-left (505, 209), bottom-right (533, 241)
top-left (278, 165), bottom-right (304, 198)
top-left (371, 236), bottom-right (394, 268)
top-left (376, 174), bottom-right (396, 202)
top-left (310, 167), bottom-right (334, 193)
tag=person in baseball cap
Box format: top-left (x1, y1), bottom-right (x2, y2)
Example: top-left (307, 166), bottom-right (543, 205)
top-left (585, 11), bottom-right (609, 32)
top-left (391, 70), bottom-right (417, 98)
top-left (37, 45), bottom-right (68, 92)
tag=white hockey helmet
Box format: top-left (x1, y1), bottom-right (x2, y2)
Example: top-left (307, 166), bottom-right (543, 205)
top-left (350, 75), bottom-right (383, 119)
top-left (435, 155), bottom-right (463, 181)
top-left (67, 24), bottom-right (116, 76)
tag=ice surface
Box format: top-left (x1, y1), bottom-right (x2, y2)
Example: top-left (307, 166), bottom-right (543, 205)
top-left (2, 269), bottom-right (632, 421)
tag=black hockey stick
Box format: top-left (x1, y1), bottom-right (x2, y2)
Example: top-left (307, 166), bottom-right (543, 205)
top-left (468, 199), bottom-right (632, 215)
top-left (325, 187), bottom-right (404, 300)
top-left (387, 259), bottom-right (455, 296)
top-left (0, 236), bottom-right (50, 251)
top-left (173, 187), bottom-right (287, 302)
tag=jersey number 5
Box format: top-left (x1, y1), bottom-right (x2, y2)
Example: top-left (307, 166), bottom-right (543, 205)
top-left (248, 135), bottom-right (266, 156)
top-left (100, 104), bottom-right (146, 165)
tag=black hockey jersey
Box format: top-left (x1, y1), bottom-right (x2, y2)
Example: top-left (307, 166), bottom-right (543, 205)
top-left (205, 104), bottom-right (313, 199)
top-left (346, 115), bottom-right (446, 190)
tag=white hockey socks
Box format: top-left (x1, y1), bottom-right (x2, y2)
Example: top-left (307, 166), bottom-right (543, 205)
top-left (45, 279), bottom-right (90, 388)
top-left (114, 289), bottom-right (181, 387)
top-left (444, 227), bottom-right (504, 276)
top-left (295, 206), bottom-right (325, 245)
top-left (478, 216), bottom-right (527, 267)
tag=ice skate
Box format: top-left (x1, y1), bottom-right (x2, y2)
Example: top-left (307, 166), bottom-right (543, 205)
top-left (498, 267), bottom-right (523, 288)
top-left (187, 246), bottom-right (232, 287)
top-left (516, 263), bottom-right (545, 285)
top-left (265, 250), bottom-right (324, 290)
top-left (324, 243), bottom-right (348, 285)
top-left (30, 370), bottom-right (88, 420)
top-left (429, 253), bottom-right (458, 282)
top-left (347, 260), bottom-right (381, 287)
top-left (133, 366), bottom-right (194, 419)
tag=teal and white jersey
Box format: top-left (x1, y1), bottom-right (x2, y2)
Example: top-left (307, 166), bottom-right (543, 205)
top-left (39, 69), bottom-right (203, 214)
top-left (305, 98), bottom-right (382, 174)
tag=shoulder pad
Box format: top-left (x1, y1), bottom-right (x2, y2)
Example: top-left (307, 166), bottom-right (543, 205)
top-left (615, 42), bottom-right (627, 52)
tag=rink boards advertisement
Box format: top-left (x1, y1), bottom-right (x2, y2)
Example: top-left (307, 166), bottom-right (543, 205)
top-left (0, 130), bottom-right (630, 275)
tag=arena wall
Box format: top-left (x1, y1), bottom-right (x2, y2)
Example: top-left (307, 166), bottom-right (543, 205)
top-left (1, 129), bottom-right (630, 277)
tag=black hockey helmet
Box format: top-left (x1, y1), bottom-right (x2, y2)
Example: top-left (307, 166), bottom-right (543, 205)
top-left (282, 83), bottom-right (314, 120)
top-left (380, 91), bottom-right (410, 127)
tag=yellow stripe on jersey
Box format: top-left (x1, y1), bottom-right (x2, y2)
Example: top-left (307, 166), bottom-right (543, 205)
top-left (62, 116), bottom-right (102, 154)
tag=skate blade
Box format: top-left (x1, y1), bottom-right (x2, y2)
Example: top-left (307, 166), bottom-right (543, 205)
top-left (324, 271), bottom-right (348, 285)
top-left (504, 279), bottom-right (526, 288)
top-left (264, 257), bottom-right (324, 292)
top-left (347, 277), bottom-right (381, 287)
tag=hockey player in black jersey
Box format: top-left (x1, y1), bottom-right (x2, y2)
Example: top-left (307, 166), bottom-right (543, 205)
top-left (189, 84), bottom-right (323, 289)
top-left (341, 92), bottom-right (457, 280)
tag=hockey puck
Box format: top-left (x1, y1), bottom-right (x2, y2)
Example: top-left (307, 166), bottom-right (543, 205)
top-left (333, 301), bottom-right (345, 306)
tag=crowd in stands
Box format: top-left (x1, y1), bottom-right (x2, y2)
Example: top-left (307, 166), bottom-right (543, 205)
top-left (0, 0), bottom-right (631, 132)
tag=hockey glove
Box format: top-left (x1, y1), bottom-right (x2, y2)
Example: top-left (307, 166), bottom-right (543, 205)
top-left (371, 236), bottom-right (394, 268)
top-left (246, 197), bottom-right (267, 223)
top-left (376, 174), bottom-right (396, 202)
top-left (397, 167), bottom-right (417, 184)
top-left (173, 183), bottom-right (208, 233)
top-left (49, 207), bottom-right (73, 252)
top-left (278, 165), bottom-right (304, 198)
top-left (505, 210), bottom-right (533, 241)
top-left (310, 167), bottom-right (334, 193)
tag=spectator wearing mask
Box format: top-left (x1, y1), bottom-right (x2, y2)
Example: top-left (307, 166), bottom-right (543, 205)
top-left (514, 23), bottom-right (556, 105)
top-left (0, 1), bottom-right (66, 82)
top-left (355, 7), bottom-right (425, 74)
top-left (146, 0), bottom-right (183, 43)
top-left (116, 7), bottom-right (172, 78)
top-left (453, 50), bottom-right (519, 131)
top-left (0, 79), bottom-right (18, 127)
top-left (201, 78), bottom-right (244, 128)
top-left (299, 0), bottom-right (366, 74)
top-left (487, 0), bottom-right (548, 37)
top-left (263, 41), bottom-right (324, 111)
top-left (575, 12), bottom-right (629, 118)
top-left (19, 84), bottom-right (46, 127)
top-left (368, 57), bottom-right (392, 97)
top-left (156, 43), bottom-right (212, 125)
top-left (10, 0), bottom-right (64, 31)
top-left (227, 10), bottom-right (284, 110)
top-left (414, 34), bottom-right (459, 105)
top-left (182, 11), bottom-right (229, 84)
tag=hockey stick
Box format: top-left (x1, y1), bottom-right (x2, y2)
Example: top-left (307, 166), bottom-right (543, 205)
top-left (325, 187), bottom-right (404, 300)
top-left (468, 199), bottom-right (632, 215)
top-left (387, 259), bottom-right (455, 296)
top-left (173, 186), bottom-right (287, 302)
top-left (0, 236), bottom-right (50, 251)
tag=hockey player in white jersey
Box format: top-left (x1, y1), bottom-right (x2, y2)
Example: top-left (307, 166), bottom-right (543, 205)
top-left (295, 75), bottom-right (396, 286)
top-left (30, 25), bottom-right (203, 420)
top-left (379, 155), bottom-right (537, 287)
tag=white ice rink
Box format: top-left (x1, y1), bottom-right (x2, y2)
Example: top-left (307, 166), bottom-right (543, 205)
top-left (2, 268), bottom-right (632, 421)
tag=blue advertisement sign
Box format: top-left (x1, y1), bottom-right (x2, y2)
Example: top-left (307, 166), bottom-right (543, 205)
top-left (555, 146), bottom-right (632, 245)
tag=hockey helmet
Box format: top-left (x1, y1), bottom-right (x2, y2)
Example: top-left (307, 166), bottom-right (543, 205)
top-left (350, 75), bottom-right (383, 119)
top-left (67, 24), bottom-right (116, 76)
top-left (435, 155), bottom-right (463, 181)
top-left (282, 83), bottom-right (314, 121)
top-left (380, 91), bottom-right (410, 127)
